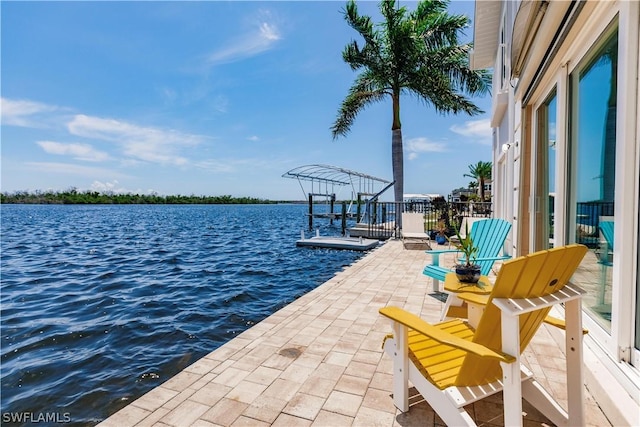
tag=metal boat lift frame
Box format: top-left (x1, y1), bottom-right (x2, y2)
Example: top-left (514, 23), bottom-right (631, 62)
top-left (282, 164), bottom-right (393, 230)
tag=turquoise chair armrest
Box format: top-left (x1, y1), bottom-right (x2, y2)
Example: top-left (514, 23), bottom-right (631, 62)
top-left (427, 249), bottom-right (461, 268)
top-left (458, 254), bottom-right (511, 263)
top-left (427, 249), bottom-right (461, 255)
top-left (473, 255), bottom-right (511, 262)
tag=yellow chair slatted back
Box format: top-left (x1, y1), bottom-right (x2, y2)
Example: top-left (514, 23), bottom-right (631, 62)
top-left (455, 244), bottom-right (588, 386)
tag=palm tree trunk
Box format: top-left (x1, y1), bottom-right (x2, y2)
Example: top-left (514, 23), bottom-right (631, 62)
top-left (602, 54), bottom-right (617, 202)
top-left (392, 128), bottom-right (404, 210)
top-left (392, 92), bottom-right (403, 205)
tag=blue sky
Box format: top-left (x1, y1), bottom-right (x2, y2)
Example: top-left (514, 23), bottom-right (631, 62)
top-left (1, 1), bottom-right (492, 201)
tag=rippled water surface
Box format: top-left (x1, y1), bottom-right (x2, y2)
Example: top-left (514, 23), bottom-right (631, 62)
top-left (1, 204), bottom-right (367, 425)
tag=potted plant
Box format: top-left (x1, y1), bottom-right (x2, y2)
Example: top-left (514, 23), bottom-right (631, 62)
top-left (434, 219), bottom-right (448, 245)
top-left (452, 221), bottom-right (481, 283)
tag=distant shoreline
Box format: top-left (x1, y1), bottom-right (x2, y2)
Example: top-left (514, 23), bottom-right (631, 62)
top-left (0, 190), bottom-right (291, 205)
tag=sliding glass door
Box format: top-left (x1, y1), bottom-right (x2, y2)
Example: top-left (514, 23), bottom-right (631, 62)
top-left (569, 31), bottom-right (617, 331)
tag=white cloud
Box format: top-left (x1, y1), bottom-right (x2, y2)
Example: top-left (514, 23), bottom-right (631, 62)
top-left (37, 140), bottom-right (110, 162)
top-left (159, 84), bottom-right (228, 113)
top-left (161, 87), bottom-right (178, 104)
top-left (4, 97), bottom-right (216, 178)
top-left (405, 137), bottom-right (447, 160)
top-left (449, 118), bottom-right (492, 144)
top-left (1, 98), bottom-right (60, 127)
top-left (24, 162), bottom-right (128, 179)
top-left (194, 157), bottom-right (276, 174)
top-left (194, 159), bottom-right (236, 173)
top-left (67, 114), bottom-right (206, 166)
top-left (205, 15), bottom-right (281, 66)
top-left (212, 95), bottom-right (229, 113)
top-left (247, 135), bottom-right (260, 142)
top-left (90, 180), bottom-right (136, 194)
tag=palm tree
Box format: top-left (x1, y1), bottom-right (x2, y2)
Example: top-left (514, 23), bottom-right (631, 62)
top-left (464, 161), bottom-right (492, 201)
top-left (331, 0), bottom-right (491, 207)
top-left (601, 35), bottom-right (617, 203)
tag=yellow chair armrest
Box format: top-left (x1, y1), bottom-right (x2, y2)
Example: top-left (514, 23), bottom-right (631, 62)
top-left (454, 296), bottom-right (589, 335)
top-left (379, 306), bottom-right (516, 363)
top-left (456, 293), bottom-right (490, 305)
top-left (543, 315), bottom-right (589, 334)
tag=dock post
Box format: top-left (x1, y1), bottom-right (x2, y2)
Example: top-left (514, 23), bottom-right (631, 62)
top-left (341, 202), bottom-right (347, 235)
top-left (330, 194), bottom-right (335, 225)
top-left (372, 202), bottom-right (378, 224)
top-left (308, 193), bottom-right (313, 231)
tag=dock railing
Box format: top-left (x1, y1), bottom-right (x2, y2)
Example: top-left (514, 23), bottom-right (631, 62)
top-left (575, 201), bottom-right (614, 248)
top-left (346, 200), bottom-right (492, 240)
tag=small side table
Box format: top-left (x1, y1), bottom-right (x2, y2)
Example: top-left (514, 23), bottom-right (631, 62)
top-left (441, 273), bottom-right (493, 322)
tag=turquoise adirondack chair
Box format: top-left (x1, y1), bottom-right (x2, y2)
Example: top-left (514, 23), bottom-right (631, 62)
top-left (598, 221), bottom-right (614, 267)
top-left (597, 221), bottom-right (614, 305)
top-left (423, 218), bottom-right (512, 293)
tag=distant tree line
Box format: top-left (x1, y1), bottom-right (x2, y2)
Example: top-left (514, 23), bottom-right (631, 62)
top-left (0, 189), bottom-right (277, 205)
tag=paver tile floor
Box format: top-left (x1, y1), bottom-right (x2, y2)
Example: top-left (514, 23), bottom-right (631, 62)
top-left (99, 240), bottom-right (611, 427)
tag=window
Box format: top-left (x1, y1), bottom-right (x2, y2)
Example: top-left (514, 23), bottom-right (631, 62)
top-left (534, 90), bottom-right (557, 250)
top-left (569, 31), bottom-right (617, 330)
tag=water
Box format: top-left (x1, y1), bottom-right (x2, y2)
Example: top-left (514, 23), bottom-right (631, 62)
top-left (0, 204), bottom-right (367, 425)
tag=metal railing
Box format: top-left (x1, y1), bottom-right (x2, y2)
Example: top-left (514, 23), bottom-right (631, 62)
top-left (345, 201), bottom-right (492, 240)
top-left (576, 201), bottom-right (614, 248)
top-left (450, 201), bottom-right (493, 217)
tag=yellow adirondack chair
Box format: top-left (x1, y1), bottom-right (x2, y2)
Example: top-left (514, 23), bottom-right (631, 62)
top-left (380, 244), bottom-right (588, 426)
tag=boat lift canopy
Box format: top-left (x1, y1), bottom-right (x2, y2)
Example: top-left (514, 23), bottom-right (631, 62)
top-left (283, 164), bottom-right (393, 228)
top-left (282, 164), bottom-right (391, 199)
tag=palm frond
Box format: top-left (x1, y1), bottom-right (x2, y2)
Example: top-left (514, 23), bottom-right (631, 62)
top-left (331, 72), bottom-right (389, 139)
top-left (344, 1), bottom-right (378, 47)
top-left (404, 64), bottom-right (485, 115)
top-left (464, 161), bottom-right (492, 181)
top-left (420, 13), bottom-right (469, 51)
top-left (413, 0), bottom-right (449, 18)
top-left (420, 43), bottom-right (491, 95)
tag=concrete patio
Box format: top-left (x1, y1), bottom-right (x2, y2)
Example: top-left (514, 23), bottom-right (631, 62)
top-left (98, 240), bottom-right (612, 426)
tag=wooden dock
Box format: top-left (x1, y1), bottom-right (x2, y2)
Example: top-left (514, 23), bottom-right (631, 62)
top-left (296, 236), bottom-right (380, 251)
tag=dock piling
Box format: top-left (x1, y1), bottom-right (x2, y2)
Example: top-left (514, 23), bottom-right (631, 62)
top-left (341, 202), bottom-right (347, 236)
top-left (308, 193), bottom-right (313, 230)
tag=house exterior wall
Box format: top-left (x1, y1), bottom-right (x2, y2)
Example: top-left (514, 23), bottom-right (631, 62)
top-left (474, 1), bottom-right (639, 425)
